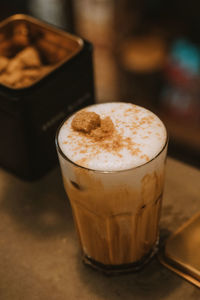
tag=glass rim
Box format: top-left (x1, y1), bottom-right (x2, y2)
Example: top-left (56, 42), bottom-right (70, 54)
top-left (55, 103), bottom-right (169, 174)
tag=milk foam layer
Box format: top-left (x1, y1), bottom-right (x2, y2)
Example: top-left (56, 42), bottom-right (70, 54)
top-left (58, 102), bottom-right (167, 171)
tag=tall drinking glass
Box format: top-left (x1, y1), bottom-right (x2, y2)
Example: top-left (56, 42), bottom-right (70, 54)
top-left (56, 103), bottom-right (168, 274)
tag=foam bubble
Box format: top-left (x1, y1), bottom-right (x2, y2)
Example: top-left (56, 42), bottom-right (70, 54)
top-left (58, 102), bottom-right (167, 171)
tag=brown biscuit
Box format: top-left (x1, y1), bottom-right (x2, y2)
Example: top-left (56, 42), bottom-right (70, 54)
top-left (0, 70), bottom-right (22, 86)
top-left (17, 46), bottom-right (41, 68)
top-left (0, 56), bottom-right (9, 73)
top-left (6, 46), bottom-right (41, 74)
top-left (14, 77), bottom-right (33, 88)
top-left (6, 57), bottom-right (24, 73)
top-left (22, 68), bottom-right (40, 79)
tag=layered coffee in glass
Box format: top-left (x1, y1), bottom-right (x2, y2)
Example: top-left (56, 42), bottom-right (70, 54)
top-left (56, 102), bottom-right (168, 274)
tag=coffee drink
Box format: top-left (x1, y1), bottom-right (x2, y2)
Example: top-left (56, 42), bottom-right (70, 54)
top-left (56, 102), bottom-right (167, 273)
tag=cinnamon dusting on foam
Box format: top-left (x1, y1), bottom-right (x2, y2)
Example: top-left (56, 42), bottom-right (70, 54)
top-left (58, 103), bottom-right (167, 171)
top-left (71, 109), bottom-right (140, 156)
top-left (72, 110), bottom-right (117, 146)
top-left (90, 116), bottom-right (115, 140)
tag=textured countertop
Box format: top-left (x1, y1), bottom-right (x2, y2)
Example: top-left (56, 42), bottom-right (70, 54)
top-left (0, 157), bottom-right (200, 299)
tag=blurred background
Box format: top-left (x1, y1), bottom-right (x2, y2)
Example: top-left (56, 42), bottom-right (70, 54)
top-left (1, 0), bottom-right (200, 168)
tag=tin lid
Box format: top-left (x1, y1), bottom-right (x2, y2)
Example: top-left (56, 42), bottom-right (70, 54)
top-left (158, 212), bottom-right (200, 288)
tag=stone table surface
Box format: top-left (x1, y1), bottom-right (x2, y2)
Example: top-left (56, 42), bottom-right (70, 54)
top-left (0, 157), bottom-right (200, 300)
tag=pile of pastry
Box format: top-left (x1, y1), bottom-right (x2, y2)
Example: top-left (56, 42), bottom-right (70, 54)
top-left (0, 46), bottom-right (51, 88)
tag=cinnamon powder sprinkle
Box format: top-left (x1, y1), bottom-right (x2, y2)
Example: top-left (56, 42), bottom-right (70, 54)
top-left (140, 154), bottom-right (149, 161)
top-left (71, 110), bottom-right (142, 155)
top-left (75, 158), bottom-right (88, 166)
top-left (91, 117), bottom-right (115, 140)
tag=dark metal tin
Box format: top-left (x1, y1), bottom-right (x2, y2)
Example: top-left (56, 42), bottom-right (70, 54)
top-left (0, 14), bottom-right (95, 180)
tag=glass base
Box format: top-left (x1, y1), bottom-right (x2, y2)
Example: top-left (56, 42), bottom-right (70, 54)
top-left (82, 239), bottom-right (159, 275)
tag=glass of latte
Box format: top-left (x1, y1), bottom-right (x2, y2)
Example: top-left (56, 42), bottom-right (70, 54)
top-left (56, 102), bottom-right (168, 274)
